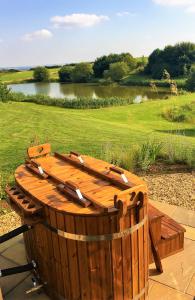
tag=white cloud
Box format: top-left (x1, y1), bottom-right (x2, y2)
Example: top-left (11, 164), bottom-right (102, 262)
top-left (50, 13), bottom-right (109, 29)
top-left (22, 29), bottom-right (53, 41)
top-left (153, 0), bottom-right (195, 6)
top-left (153, 0), bottom-right (195, 13)
top-left (116, 11), bottom-right (130, 17)
top-left (185, 5), bottom-right (195, 12)
top-left (116, 11), bottom-right (137, 17)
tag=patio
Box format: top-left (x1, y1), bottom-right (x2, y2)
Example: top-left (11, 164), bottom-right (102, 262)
top-left (1, 200), bottom-right (195, 300)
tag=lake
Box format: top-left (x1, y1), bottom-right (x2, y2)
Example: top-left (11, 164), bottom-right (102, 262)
top-left (9, 82), bottom-right (169, 100)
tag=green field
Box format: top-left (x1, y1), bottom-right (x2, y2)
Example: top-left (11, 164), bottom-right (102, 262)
top-left (0, 94), bottom-right (194, 193)
top-left (0, 68), bottom-right (60, 84)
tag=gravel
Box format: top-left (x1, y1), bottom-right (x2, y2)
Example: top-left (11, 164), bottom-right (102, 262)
top-left (143, 172), bottom-right (195, 211)
top-left (0, 211), bottom-right (21, 235)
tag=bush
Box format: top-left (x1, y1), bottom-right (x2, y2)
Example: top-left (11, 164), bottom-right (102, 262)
top-left (162, 103), bottom-right (195, 122)
top-left (93, 53), bottom-right (136, 78)
top-left (186, 70), bottom-right (195, 91)
top-left (0, 83), bottom-right (11, 102)
top-left (71, 63), bottom-right (93, 83)
top-left (33, 66), bottom-right (50, 82)
top-left (58, 66), bottom-right (73, 83)
top-left (106, 62), bottom-right (129, 82)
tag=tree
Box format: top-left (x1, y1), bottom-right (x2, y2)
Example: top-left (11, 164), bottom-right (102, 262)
top-left (0, 82), bottom-right (11, 102)
top-left (145, 42), bottom-right (195, 79)
top-left (33, 66), bottom-right (50, 82)
top-left (58, 66), bottom-right (73, 82)
top-left (107, 62), bottom-right (129, 82)
top-left (71, 63), bottom-right (93, 83)
top-left (186, 70), bottom-right (195, 91)
top-left (93, 53), bottom-right (136, 78)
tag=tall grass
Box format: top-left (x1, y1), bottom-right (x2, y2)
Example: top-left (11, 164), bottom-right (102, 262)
top-left (101, 137), bottom-right (194, 172)
top-left (10, 92), bottom-right (134, 109)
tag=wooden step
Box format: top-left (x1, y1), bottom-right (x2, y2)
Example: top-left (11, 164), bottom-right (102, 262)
top-left (148, 204), bottom-right (186, 264)
top-left (158, 214), bottom-right (185, 259)
top-left (149, 204), bottom-right (164, 243)
top-left (149, 211), bottom-right (185, 264)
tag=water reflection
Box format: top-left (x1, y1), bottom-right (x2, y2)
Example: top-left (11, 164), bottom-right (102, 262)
top-left (9, 82), bottom-right (169, 100)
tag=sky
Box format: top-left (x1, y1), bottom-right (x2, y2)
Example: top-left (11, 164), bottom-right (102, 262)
top-left (1, 0), bottom-right (195, 67)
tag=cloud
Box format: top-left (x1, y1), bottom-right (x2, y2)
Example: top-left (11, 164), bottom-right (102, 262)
top-left (116, 11), bottom-right (137, 17)
top-left (22, 29), bottom-right (53, 41)
top-left (153, 0), bottom-right (195, 13)
top-left (50, 13), bottom-right (109, 28)
top-left (153, 0), bottom-right (194, 5)
top-left (185, 5), bottom-right (195, 12)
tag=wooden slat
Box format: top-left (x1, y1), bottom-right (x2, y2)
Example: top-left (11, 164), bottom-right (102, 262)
top-left (85, 216), bottom-right (102, 300)
top-left (64, 214), bottom-right (81, 300)
top-left (57, 212), bottom-right (72, 300)
top-left (0, 288), bottom-right (3, 300)
top-left (75, 216), bottom-right (91, 300)
top-left (122, 212), bottom-right (132, 299)
top-left (97, 215), bottom-right (113, 300)
top-left (111, 214), bottom-right (123, 299)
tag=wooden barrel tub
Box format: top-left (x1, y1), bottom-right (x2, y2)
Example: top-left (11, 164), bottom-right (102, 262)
top-left (6, 144), bottom-right (149, 300)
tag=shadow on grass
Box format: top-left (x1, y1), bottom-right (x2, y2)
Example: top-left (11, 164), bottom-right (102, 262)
top-left (156, 128), bottom-right (195, 137)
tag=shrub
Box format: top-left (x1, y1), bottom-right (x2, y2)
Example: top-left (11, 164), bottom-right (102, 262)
top-left (0, 82), bottom-right (11, 102)
top-left (71, 63), bottom-right (93, 83)
top-left (58, 66), bottom-right (73, 83)
top-left (186, 70), bottom-right (195, 91)
top-left (33, 66), bottom-right (50, 82)
top-left (106, 62), bottom-right (129, 82)
top-left (161, 103), bottom-right (195, 122)
top-left (93, 53), bottom-right (136, 78)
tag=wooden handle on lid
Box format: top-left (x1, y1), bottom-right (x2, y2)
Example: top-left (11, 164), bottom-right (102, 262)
top-left (69, 151), bottom-right (84, 164)
top-left (109, 166), bottom-right (128, 183)
top-left (109, 166), bottom-right (124, 175)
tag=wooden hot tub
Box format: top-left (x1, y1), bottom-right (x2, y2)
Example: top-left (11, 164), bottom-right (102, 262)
top-left (6, 143), bottom-right (149, 300)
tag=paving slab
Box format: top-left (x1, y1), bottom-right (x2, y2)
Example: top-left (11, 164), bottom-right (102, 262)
top-left (149, 281), bottom-right (194, 300)
top-left (149, 238), bottom-right (195, 293)
top-left (149, 200), bottom-right (177, 217)
top-left (0, 235), bottom-right (23, 255)
top-left (186, 273), bottom-right (195, 296)
top-left (4, 275), bottom-right (50, 300)
top-left (182, 225), bottom-right (195, 241)
top-left (2, 241), bottom-right (27, 265)
top-left (0, 256), bottom-right (29, 296)
top-left (172, 206), bottom-right (195, 228)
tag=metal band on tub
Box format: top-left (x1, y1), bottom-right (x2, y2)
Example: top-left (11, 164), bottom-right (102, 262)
top-left (44, 215), bottom-right (147, 242)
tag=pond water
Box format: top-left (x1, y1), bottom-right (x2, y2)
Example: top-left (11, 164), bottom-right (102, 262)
top-left (9, 82), bottom-right (169, 100)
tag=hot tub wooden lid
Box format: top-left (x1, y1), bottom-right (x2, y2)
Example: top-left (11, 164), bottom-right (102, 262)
top-left (14, 144), bottom-right (147, 216)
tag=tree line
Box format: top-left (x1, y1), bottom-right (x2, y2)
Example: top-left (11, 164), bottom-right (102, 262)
top-left (33, 42), bottom-right (195, 91)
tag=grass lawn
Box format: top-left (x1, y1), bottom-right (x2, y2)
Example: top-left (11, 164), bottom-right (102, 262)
top-left (0, 68), bottom-right (60, 84)
top-left (0, 94), bottom-right (194, 193)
